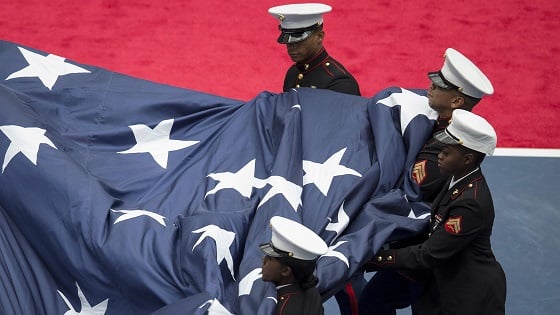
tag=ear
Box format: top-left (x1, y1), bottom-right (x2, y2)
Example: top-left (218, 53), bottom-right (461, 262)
top-left (463, 152), bottom-right (474, 166)
top-left (281, 265), bottom-right (293, 277)
top-left (450, 95), bottom-right (465, 109)
top-left (316, 30), bottom-right (325, 42)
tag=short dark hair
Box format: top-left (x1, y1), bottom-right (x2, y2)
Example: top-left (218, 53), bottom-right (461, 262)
top-left (277, 256), bottom-right (319, 289)
top-left (457, 145), bottom-right (486, 166)
top-left (459, 93), bottom-right (481, 111)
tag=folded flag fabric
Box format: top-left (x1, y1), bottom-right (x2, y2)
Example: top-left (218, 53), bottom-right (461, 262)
top-left (0, 40), bottom-right (437, 314)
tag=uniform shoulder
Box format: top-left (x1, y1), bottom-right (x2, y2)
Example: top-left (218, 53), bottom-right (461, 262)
top-left (450, 175), bottom-right (489, 201)
top-left (321, 56), bottom-right (354, 78)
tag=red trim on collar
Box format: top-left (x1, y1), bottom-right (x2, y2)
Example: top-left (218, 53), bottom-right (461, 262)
top-left (450, 176), bottom-right (483, 200)
top-left (296, 48), bottom-right (328, 72)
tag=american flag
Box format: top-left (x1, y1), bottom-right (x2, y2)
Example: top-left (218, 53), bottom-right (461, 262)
top-left (0, 40), bottom-right (437, 315)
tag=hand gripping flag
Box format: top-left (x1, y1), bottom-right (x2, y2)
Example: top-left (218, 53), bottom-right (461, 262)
top-left (0, 40), bottom-right (438, 314)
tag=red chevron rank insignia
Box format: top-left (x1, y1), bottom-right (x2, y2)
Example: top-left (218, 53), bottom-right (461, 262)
top-left (412, 160), bottom-right (427, 184)
top-left (444, 216), bottom-right (463, 234)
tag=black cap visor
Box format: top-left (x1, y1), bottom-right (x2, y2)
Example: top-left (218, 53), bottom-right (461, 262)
top-left (434, 128), bottom-right (463, 145)
top-left (277, 23), bottom-right (320, 44)
top-left (428, 71), bottom-right (459, 90)
top-left (277, 31), bottom-right (313, 44)
top-left (259, 241), bottom-right (293, 258)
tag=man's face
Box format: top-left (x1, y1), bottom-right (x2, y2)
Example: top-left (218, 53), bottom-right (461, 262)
top-left (427, 83), bottom-right (461, 117)
top-left (437, 145), bottom-right (467, 175)
top-left (285, 30), bottom-right (324, 63)
top-left (261, 255), bottom-right (286, 284)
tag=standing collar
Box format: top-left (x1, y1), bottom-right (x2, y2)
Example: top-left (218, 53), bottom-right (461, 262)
top-left (448, 167), bottom-right (480, 190)
top-left (295, 48), bottom-right (329, 72)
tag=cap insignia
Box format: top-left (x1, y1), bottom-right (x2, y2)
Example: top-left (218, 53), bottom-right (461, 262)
top-left (278, 14), bottom-right (285, 21)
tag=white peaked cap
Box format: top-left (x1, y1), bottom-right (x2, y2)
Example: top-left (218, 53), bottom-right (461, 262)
top-left (440, 48), bottom-right (494, 98)
top-left (268, 3), bottom-right (332, 43)
top-left (265, 216), bottom-right (328, 260)
top-left (268, 3), bottom-right (332, 29)
top-left (434, 109), bottom-right (497, 155)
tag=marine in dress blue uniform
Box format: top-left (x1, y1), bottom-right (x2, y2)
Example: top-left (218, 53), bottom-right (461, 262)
top-left (359, 48), bottom-right (497, 315)
top-left (414, 48), bottom-right (495, 204)
top-left (268, 4), bottom-right (363, 315)
top-left (269, 3), bottom-right (360, 96)
top-left (260, 216), bottom-right (329, 315)
top-left (363, 110), bottom-right (507, 315)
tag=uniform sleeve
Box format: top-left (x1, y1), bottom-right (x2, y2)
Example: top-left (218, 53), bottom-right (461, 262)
top-left (326, 77), bottom-right (361, 96)
top-left (413, 139), bottom-right (449, 203)
top-left (369, 199), bottom-right (484, 270)
top-left (413, 158), bottom-right (449, 203)
top-left (422, 199), bottom-right (484, 260)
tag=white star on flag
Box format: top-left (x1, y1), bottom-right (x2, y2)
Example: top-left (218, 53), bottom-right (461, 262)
top-left (0, 125), bottom-right (57, 173)
top-left (326, 202), bottom-right (350, 239)
top-left (6, 47), bottom-right (90, 90)
top-left (238, 268), bottom-right (262, 296)
top-left (118, 118), bottom-right (198, 169)
top-left (204, 159), bottom-right (302, 212)
top-left (57, 282), bottom-right (108, 314)
top-left (199, 298), bottom-right (234, 315)
top-left (376, 88), bottom-right (438, 134)
top-left (408, 209), bottom-right (430, 220)
top-left (206, 159), bottom-right (257, 198)
top-left (110, 209), bottom-right (167, 226)
top-left (322, 241), bottom-right (349, 268)
top-left (256, 175), bottom-right (302, 212)
top-left (192, 224), bottom-right (236, 280)
top-left (303, 148), bottom-right (361, 196)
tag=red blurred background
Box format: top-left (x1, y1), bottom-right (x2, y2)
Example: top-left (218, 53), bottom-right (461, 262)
top-left (2, 0), bottom-right (559, 148)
